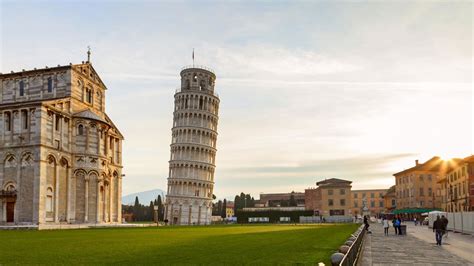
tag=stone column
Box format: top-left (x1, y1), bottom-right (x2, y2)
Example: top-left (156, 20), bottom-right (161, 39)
top-left (109, 177), bottom-right (113, 222)
top-left (96, 180), bottom-right (101, 223)
top-left (54, 163), bottom-right (59, 223)
top-left (84, 177), bottom-right (89, 223)
top-left (67, 167), bottom-right (73, 223)
top-left (117, 175), bottom-right (122, 223)
top-left (198, 206), bottom-right (201, 225)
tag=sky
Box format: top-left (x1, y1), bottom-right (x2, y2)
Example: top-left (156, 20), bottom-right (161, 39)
top-left (0, 1), bottom-right (472, 199)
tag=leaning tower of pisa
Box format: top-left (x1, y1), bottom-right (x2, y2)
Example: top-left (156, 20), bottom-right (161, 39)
top-left (165, 65), bottom-right (220, 225)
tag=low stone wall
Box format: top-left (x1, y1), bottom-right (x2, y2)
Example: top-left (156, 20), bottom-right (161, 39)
top-left (329, 224), bottom-right (366, 266)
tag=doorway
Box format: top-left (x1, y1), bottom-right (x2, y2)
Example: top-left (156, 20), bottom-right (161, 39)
top-left (6, 202), bottom-right (14, 223)
top-left (173, 217), bottom-right (178, 225)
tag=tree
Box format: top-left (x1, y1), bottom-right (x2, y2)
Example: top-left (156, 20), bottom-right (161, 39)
top-left (289, 192), bottom-right (297, 207)
top-left (133, 196), bottom-right (140, 221)
top-left (157, 195), bottom-right (164, 221)
top-left (147, 201), bottom-right (155, 221)
top-left (221, 199), bottom-right (227, 218)
top-left (234, 195), bottom-right (240, 213)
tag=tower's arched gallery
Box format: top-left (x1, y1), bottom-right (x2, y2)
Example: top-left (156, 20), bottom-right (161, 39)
top-left (165, 66), bottom-right (220, 225)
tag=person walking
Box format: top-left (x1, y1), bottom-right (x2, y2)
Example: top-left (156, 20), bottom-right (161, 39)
top-left (383, 217), bottom-right (389, 236)
top-left (397, 216), bottom-right (402, 235)
top-left (363, 215), bottom-right (370, 231)
top-left (433, 215), bottom-right (443, 246)
top-left (441, 215), bottom-right (449, 239)
top-left (392, 217), bottom-right (398, 235)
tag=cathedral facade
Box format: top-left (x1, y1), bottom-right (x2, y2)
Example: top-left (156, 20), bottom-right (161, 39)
top-left (0, 60), bottom-right (123, 225)
top-left (165, 66), bottom-right (220, 225)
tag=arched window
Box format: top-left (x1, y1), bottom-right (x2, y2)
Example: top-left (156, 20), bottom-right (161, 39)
top-left (47, 77), bottom-right (53, 93)
top-left (21, 110), bottom-right (28, 129)
top-left (185, 80), bottom-right (190, 90)
top-left (19, 81), bottom-right (25, 96)
top-left (193, 73), bottom-right (197, 82)
top-left (4, 112), bottom-right (11, 131)
top-left (86, 88), bottom-right (93, 104)
top-left (46, 187), bottom-right (54, 212)
top-left (78, 124), bottom-right (84, 135)
top-left (199, 80), bottom-right (205, 91)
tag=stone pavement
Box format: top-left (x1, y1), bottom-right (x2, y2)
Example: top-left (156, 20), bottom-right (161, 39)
top-left (359, 222), bottom-right (473, 266)
top-left (409, 223), bottom-right (474, 263)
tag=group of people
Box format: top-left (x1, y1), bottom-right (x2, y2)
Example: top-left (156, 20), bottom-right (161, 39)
top-left (381, 216), bottom-right (403, 236)
top-left (433, 215), bottom-right (449, 246)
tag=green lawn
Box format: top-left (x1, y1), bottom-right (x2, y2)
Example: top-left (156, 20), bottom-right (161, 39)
top-left (0, 223), bottom-right (358, 265)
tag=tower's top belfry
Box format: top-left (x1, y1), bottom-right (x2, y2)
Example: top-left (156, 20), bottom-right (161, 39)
top-left (179, 66), bottom-right (216, 94)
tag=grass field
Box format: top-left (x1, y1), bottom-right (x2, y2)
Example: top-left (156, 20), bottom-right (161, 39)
top-left (0, 223), bottom-right (358, 265)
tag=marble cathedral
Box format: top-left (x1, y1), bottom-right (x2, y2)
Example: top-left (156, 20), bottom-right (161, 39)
top-left (0, 54), bottom-right (123, 226)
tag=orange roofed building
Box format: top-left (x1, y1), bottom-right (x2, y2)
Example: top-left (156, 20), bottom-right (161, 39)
top-left (393, 156), bottom-right (458, 213)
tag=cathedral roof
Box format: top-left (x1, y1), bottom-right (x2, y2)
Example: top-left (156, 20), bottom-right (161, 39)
top-left (73, 109), bottom-right (109, 124)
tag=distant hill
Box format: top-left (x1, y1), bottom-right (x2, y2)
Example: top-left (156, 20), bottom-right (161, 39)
top-left (122, 189), bottom-right (165, 205)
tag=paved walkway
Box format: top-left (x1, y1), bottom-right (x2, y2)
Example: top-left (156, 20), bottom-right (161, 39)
top-left (409, 223), bottom-right (474, 263)
top-left (359, 223), bottom-right (473, 265)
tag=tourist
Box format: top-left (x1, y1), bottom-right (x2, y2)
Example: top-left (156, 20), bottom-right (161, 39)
top-left (414, 217), bottom-right (417, 226)
top-left (433, 215), bottom-right (443, 246)
top-left (363, 215), bottom-right (370, 231)
top-left (382, 216), bottom-right (389, 236)
top-left (392, 217), bottom-right (398, 235)
top-left (441, 215), bottom-right (449, 238)
top-left (397, 216), bottom-right (402, 235)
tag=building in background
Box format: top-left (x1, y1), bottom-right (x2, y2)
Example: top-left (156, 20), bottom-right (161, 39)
top-left (393, 157), bottom-right (458, 217)
top-left (382, 186), bottom-right (396, 214)
top-left (351, 189), bottom-right (387, 217)
top-left (226, 202), bottom-right (234, 218)
top-left (165, 65), bottom-right (220, 225)
top-left (305, 178), bottom-right (352, 217)
top-left (0, 57), bottom-right (124, 225)
top-left (439, 155), bottom-right (474, 212)
top-left (257, 192), bottom-right (305, 207)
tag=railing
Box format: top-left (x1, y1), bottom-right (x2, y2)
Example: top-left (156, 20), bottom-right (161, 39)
top-left (175, 88), bottom-right (219, 98)
top-left (339, 225), bottom-right (366, 266)
top-left (181, 65), bottom-right (215, 74)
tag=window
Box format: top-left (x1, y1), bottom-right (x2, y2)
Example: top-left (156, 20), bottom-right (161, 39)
top-left (328, 199), bottom-right (333, 206)
top-left (21, 110), bottom-right (28, 129)
top-left (86, 88), bottom-right (93, 103)
top-left (370, 201), bottom-right (375, 207)
top-left (392, 199), bottom-right (396, 206)
top-left (379, 192), bottom-right (383, 198)
top-left (185, 80), bottom-right (190, 89)
top-left (55, 116), bottom-right (60, 131)
top-left (428, 188), bottom-right (432, 196)
top-left (194, 189), bottom-right (199, 197)
top-left (328, 189), bottom-right (333, 195)
top-left (199, 80), bottom-right (205, 91)
top-left (419, 188), bottom-right (424, 196)
top-left (371, 193), bottom-right (374, 198)
top-left (362, 193), bottom-right (366, 198)
top-left (354, 202), bottom-right (358, 207)
top-left (46, 187), bottom-right (54, 212)
top-left (340, 189), bottom-right (345, 195)
top-left (47, 77), bottom-right (53, 93)
top-left (420, 174), bottom-right (424, 181)
top-left (340, 199), bottom-right (345, 206)
top-left (19, 81), bottom-right (25, 96)
top-left (193, 73), bottom-right (197, 82)
top-left (379, 201), bottom-right (384, 207)
top-left (5, 112), bottom-right (11, 131)
top-left (354, 193), bottom-right (358, 198)
top-left (78, 125), bottom-right (84, 135)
